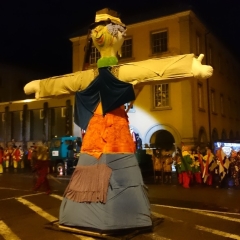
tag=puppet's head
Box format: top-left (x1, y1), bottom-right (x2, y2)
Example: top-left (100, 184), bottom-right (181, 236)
top-left (90, 8), bottom-right (126, 67)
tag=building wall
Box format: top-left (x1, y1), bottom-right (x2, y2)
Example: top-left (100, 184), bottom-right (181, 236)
top-left (70, 10), bottom-right (240, 150)
top-left (1, 10), bottom-right (240, 151)
top-left (0, 95), bottom-right (79, 148)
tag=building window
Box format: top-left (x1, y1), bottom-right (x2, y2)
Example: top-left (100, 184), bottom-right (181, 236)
top-left (121, 38), bottom-right (132, 59)
top-left (220, 94), bottom-right (224, 116)
top-left (90, 46), bottom-right (100, 64)
top-left (211, 89), bottom-right (216, 113)
top-left (39, 109), bottom-right (44, 119)
top-left (153, 84), bottom-right (169, 108)
top-left (196, 33), bottom-right (201, 56)
top-left (151, 30), bottom-right (167, 54)
top-left (61, 107), bottom-right (66, 117)
top-left (20, 111), bottom-right (23, 121)
top-left (198, 82), bottom-right (204, 109)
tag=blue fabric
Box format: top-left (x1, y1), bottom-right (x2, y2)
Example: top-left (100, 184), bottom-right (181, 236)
top-left (74, 67), bottom-right (135, 130)
top-left (59, 153), bottom-right (152, 231)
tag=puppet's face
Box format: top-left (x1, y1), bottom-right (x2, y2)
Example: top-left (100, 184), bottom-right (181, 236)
top-left (92, 25), bottom-right (108, 47)
top-left (91, 25), bottom-right (125, 57)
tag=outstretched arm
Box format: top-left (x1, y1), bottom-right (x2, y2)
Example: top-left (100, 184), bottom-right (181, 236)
top-left (118, 54), bottom-right (213, 86)
top-left (191, 54), bottom-right (213, 79)
top-left (24, 69), bottom-right (95, 99)
top-left (24, 54), bottom-right (213, 99)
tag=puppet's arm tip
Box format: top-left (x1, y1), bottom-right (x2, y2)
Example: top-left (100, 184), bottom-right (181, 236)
top-left (24, 80), bottom-right (40, 99)
top-left (191, 54), bottom-right (213, 79)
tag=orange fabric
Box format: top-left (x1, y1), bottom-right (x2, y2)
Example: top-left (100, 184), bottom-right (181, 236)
top-left (81, 104), bottom-right (135, 159)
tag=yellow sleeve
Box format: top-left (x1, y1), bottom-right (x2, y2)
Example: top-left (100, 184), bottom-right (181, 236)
top-left (118, 54), bottom-right (194, 86)
top-left (39, 69), bottom-right (95, 98)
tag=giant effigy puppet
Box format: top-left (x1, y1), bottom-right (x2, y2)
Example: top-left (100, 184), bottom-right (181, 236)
top-left (24, 8), bottom-right (213, 234)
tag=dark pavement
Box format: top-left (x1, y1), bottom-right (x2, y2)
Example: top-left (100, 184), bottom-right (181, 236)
top-left (2, 168), bottom-right (240, 239)
top-left (144, 172), bottom-right (240, 214)
top-left (2, 167), bottom-right (240, 215)
top-left (52, 170), bottom-right (240, 214)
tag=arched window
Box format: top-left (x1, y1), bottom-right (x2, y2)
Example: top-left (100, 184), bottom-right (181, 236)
top-left (211, 128), bottom-right (219, 143)
top-left (221, 129), bottom-right (227, 141)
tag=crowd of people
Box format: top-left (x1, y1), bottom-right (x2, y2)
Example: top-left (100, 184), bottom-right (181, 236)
top-left (150, 145), bottom-right (240, 189)
top-left (2, 139), bottom-right (240, 193)
top-left (0, 141), bottom-right (51, 194)
top-left (0, 144), bottom-right (25, 173)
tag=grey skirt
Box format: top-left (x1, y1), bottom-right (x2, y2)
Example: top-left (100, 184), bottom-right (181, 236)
top-left (59, 153), bottom-right (152, 231)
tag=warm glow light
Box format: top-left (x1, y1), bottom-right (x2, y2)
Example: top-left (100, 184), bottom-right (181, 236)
top-left (128, 103), bottom-right (161, 145)
top-left (22, 99), bottom-right (36, 103)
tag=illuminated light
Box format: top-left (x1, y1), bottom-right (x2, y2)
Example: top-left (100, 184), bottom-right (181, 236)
top-left (128, 101), bottom-right (161, 126)
top-left (0, 98), bottom-right (52, 106)
top-left (22, 99), bottom-right (36, 103)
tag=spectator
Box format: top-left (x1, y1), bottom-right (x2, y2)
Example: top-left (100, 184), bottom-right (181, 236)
top-left (12, 146), bottom-right (24, 169)
top-left (181, 146), bottom-right (193, 188)
top-left (192, 148), bottom-right (202, 184)
top-left (203, 147), bottom-right (215, 186)
top-left (32, 146), bottom-right (51, 195)
top-left (152, 149), bottom-right (163, 183)
top-left (163, 154), bottom-right (173, 183)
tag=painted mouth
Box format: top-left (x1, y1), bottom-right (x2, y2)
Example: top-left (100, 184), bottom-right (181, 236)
top-left (95, 34), bottom-right (104, 45)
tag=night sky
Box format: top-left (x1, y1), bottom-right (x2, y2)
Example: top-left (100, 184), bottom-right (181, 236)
top-left (1, 0), bottom-right (240, 77)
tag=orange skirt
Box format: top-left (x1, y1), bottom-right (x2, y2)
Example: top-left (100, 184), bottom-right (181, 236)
top-left (81, 105), bottom-right (136, 159)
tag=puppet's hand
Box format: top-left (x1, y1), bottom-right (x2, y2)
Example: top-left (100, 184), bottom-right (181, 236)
top-left (191, 54), bottom-right (213, 79)
top-left (24, 80), bottom-right (40, 99)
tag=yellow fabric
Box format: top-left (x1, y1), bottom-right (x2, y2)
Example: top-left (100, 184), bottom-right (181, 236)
top-left (38, 54), bottom-right (194, 98)
top-left (39, 69), bottom-right (95, 98)
top-left (5, 160), bottom-right (9, 168)
top-left (95, 13), bottom-right (124, 26)
top-left (119, 54), bottom-right (193, 84)
top-left (0, 164), bottom-right (3, 173)
top-left (13, 161), bottom-right (18, 169)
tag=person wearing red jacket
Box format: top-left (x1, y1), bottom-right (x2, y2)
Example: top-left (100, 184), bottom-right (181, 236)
top-left (32, 146), bottom-right (51, 194)
top-left (12, 146), bottom-right (24, 169)
top-left (3, 147), bottom-right (11, 168)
